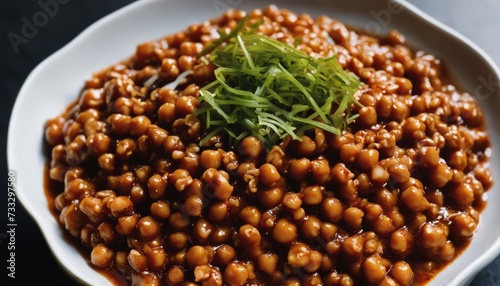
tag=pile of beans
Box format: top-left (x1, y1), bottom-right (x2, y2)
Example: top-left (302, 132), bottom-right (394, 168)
top-left (44, 5), bottom-right (493, 286)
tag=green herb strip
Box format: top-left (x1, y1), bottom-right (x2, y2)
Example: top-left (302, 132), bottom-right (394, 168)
top-left (196, 27), bottom-right (362, 150)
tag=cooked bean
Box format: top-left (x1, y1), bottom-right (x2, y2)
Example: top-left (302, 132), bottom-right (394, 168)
top-left (45, 117), bottom-right (65, 145)
top-left (331, 163), bottom-right (354, 184)
top-left (272, 218), bottom-right (297, 244)
top-left (356, 148), bottom-right (379, 170)
top-left (176, 96), bottom-right (199, 116)
top-left (168, 212), bottom-right (190, 230)
top-left (150, 201), bottom-right (171, 220)
top-left (310, 158), bottom-right (331, 184)
top-left (389, 261), bottom-right (414, 285)
top-left (169, 169), bottom-right (193, 192)
top-left (362, 254), bottom-right (387, 284)
top-left (194, 265), bottom-right (223, 285)
top-left (224, 262), bottom-right (249, 286)
top-left (258, 187), bottom-right (284, 209)
top-left (239, 224), bottom-right (261, 246)
top-left (390, 228), bottom-right (414, 257)
top-left (288, 158), bottom-right (311, 181)
top-left (44, 7), bottom-right (493, 286)
top-left (147, 125), bottom-right (169, 147)
top-left (128, 249), bottom-right (148, 273)
top-left (91, 244), bottom-right (115, 269)
top-left (182, 195), bottom-right (203, 217)
top-left (343, 207), bottom-right (364, 231)
top-left (449, 183), bottom-right (475, 209)
top-left (165, 265), bottom-right (185, 286)
top-left (256, 252), bottom-right (279, 275)
top-left (64, 178), bottom-right (95, 201)
top-left (341, 234), bottom-right (364, 261)
top-left (206, 201), bottom-right (228, 222)
top-left (239, 136), bottom-right (264, 159)
top-left (240, 206), bottom-right (262, 227)
top-left (192, 219), bottom-right (213, 244)
top-left (301, 215), bottom-right (322, 239)
top-left (290, 135), bottom-right (316, 156)
top-left (340, 143), bottom-right (360, 164)
top-left (144, 245), bottom-right (167, 271)
top-left (358, 106), bottom-right (377, 126)
top-left (213, 244), bottom-right (236, 266)
top-left (321, 197), bottom-right (344, 223)
top-left (108, 196), bottom-right (134, 217)
top-left (167, 232), bottom-right (189, 250)
top-left (450, 213), bottom-right (477, 240)
top-left (370, 165), bottom-right (390, 185)
top-left (259, 163), bottom-right (281, 186)
top-left (79, 197), bottom-right (105, 223)
top-left (131, 272), bottom-right (160, 286)
top-left (429, 163), bottom-right (453, 188)
top-left (388, 163), bottom-right (410, 183)
top-left (400, 186), bottom-right (429, 212)
top-left (136, 216), bottom-right (160, 241)
top-left (200, 149), bottom-right (222, 169)
top-left (130, 115), bottom-right (151, 136)
top-left (301, 185), bottom-right (323, 205)
top-left (202, 168), bottom-right (234, 200)
top-left (364, 203), bottom-right (383, 221)
top-left (116, 214), bottom-right (140, 236)
top-left (186, 245), bottom-right (209, 268)
top-left (373, 215), bottom-right (395, 236)
top-left (287, 242), bottom-right (311, 267)
top-left (418, 222), bottom-right (447, 250)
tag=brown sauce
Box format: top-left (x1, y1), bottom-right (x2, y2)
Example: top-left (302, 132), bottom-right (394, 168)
top-left (43, 160), bottom-right (490, 286)
top-left (42, 5), bottom-right (494, 286)
top-left (44, 161), bottom-right (128, 286)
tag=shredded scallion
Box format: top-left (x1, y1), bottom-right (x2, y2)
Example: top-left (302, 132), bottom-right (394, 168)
top-left (196, 23), bottom-right (362, 151)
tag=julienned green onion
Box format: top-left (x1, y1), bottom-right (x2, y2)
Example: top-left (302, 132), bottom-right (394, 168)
top-left (195, 22), bottom-right (362, 151)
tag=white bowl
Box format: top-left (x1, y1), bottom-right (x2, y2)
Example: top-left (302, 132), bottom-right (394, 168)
top-left (8, 0), bottom-right (500, 285)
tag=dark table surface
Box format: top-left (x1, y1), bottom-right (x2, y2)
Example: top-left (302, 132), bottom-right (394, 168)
top-left (1, 0), bottom-right (499, 285)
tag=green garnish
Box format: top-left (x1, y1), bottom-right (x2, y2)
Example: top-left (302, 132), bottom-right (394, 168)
top-left (196, 22), bottom-right (362, 151)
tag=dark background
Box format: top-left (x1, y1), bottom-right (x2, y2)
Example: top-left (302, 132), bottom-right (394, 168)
top-left (1, 0), bottom-right (499, 285)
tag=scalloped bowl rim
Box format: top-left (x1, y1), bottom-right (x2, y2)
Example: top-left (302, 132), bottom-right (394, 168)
top-left (8, 0), bottom-right (500, 285)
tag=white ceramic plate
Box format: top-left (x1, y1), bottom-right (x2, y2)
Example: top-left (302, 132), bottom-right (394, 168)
top-left (8, 0), bottom-right (500, 285)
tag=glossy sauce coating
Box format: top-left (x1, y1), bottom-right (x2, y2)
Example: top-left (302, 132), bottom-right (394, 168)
top-left (44, 5), bottom-right (492, 286)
